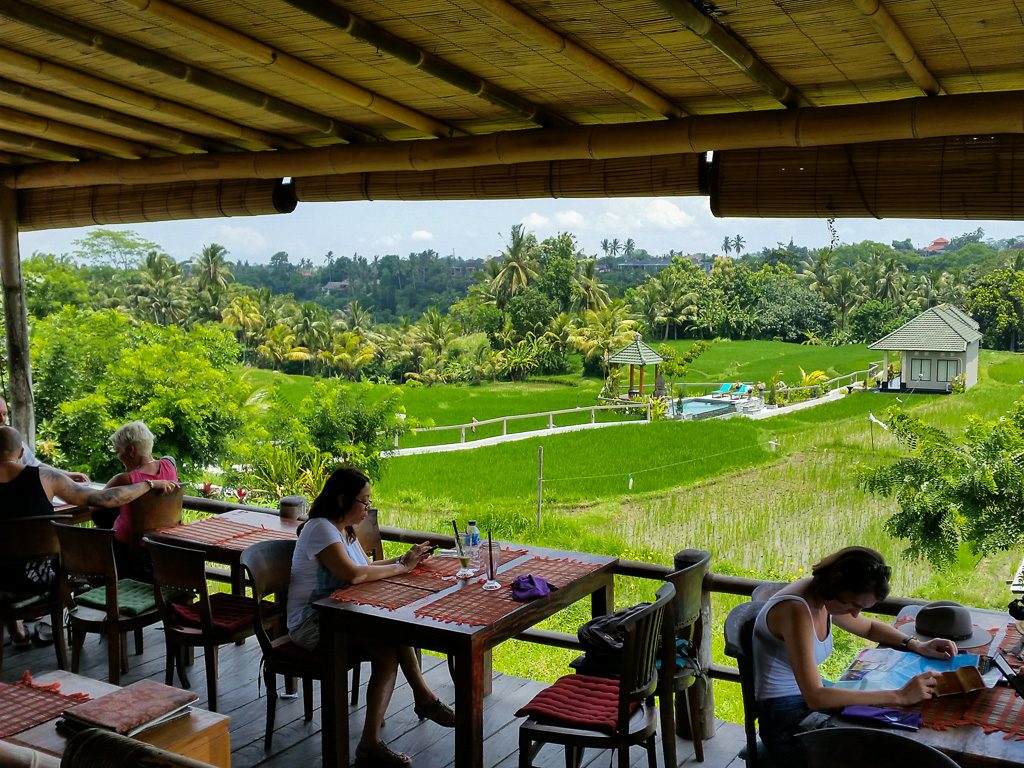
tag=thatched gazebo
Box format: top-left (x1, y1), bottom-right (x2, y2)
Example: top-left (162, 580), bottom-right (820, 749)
top-left (608, 334), bottom-right (664, 396)
top-left (0, 0), bottom-right (1022, 447)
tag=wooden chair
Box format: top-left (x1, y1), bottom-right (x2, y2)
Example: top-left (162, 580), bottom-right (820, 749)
top-left (796, 726), bottom-right (961, 768)
top-left (658, 550), bottom-right (711, 767)
top-left (146, 537), bottom-right (264, 712)
top-left (723, 600), bottom-right (766, 766)
top-left (0, 515), bottom-right (68, 673)
top-left (122, 485), bottom-right (184, 580)
top-left (239, 539), bottom-right (366, 751)
top-left (517, 582), bottom-right (675, 768)
top-left (52, 523), bottom-right (161, 685)
top-left (61, 727), bottom-right (217, 768)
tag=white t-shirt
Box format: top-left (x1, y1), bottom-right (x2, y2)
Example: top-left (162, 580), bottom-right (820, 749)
top-left (286, 517), bottom-right (369, 632)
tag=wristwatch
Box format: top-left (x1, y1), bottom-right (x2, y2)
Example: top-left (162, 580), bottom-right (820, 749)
top-left (900, 635), bottom-right (915, 650)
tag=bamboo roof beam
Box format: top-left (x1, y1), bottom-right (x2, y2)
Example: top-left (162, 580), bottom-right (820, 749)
top-left (0, 46), bottom-right (296, 152)
top-left (0, 76), bottom-right (231, 154)
top-left (0, 0), bottom-right (377, 144)
top-left (651, 0), bottom-right (806, 108)
top-left (0, 130), bottom-right (87, 163)
top-left (852, 0), bottom-right (942, 96)
top-left (468, 0), bottom-right (685, 119)
top-left (0, 105), bottom-right (155, 159)
top-left (122, 0), bottom-right (461, 139)
top-left (285, 0), bottom-right (572, 129)
top-left (9, 91), bottom-right (1024, 190)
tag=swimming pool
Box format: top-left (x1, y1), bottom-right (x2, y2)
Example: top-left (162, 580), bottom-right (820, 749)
top-left (673, 398), bottom-right (734, 419)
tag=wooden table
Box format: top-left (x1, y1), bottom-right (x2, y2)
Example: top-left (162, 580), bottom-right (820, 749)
top-left (51, 482), bottom-right (107, 525)
top-left (3, 671), bottom-right (231, 767)
top-left (316, 544), bottom-right (617, 768)
top-left (834, 604), bottom-right (1024, 768)
top-left (147, 508), bottom-right (299, 593)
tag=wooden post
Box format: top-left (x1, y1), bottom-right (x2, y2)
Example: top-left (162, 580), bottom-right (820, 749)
top-left (590, 408), bottom-right (596, 424)
top-left (502, 418), bottom-right (507, 435)
top-left (639, 365), bottom-right (645, 394)
top-left (547, 413), bottom-right (553, 429)
top-left (0, 185), bottom-right (32, 443)
top-left (647, 400), bottom-right (652, 421)
top-left (673, 550), bottom-right (715, 740)
top-left (460, 427), bottom-right (466, 443)
top-left (536, 446), bottom-right (543, 527)
top-left (629, 365), bottom-right (635, 394)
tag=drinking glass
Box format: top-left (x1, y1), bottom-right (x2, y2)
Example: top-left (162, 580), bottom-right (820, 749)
top-left (455, 532), bottom-right (478, 579)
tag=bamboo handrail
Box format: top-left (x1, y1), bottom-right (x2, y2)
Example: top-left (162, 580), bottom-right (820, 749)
top-left (0, 0), bottom-right (375, 144)
top-left (852, 0), bottom-right (942, 97)
top-left (123, 0), bottom-right (459, 139)
top-left (11, 90), bottom-right (1024, 190)
top-left (284, 0), bottom-right (571, 130)
top-left (410, 403), bottom-right (650, 434)
top-left (651, 0), bottom-right (807, 108)
top-left (0, 45), bottom-right (294, 151)
top-left (468, 0), bottom-right (685, 119)
top-left (0, 75), bottom-right (224, 154)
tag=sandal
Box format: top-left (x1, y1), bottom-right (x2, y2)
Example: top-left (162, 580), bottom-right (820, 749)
top-left (33, 621), bottom-right (54, 646)
top-left (414, 698), bottom-right (455, 728)
top-left (355, 741), bottom-right (411, 767)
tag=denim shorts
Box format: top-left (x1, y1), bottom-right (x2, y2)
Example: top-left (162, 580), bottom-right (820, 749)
top-left (758, 694), bottom-right (811, 768)
top-left (289, 612), bottom-right (320, 651)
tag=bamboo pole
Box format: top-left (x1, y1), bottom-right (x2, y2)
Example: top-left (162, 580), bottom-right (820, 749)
top-left (0, 75), bottom-right (225, 154)
top-left (0, 45), bottom-right (294, 151)
top-left (0, 185), bottom-right (33, 443)
top-left (284, 0), bottom-right (571, 129)
top-left (468, 0), bottom-right (685, 118)
top-left (0, 104), bottom-right (154, 159)
top-left (652, 0), bottom-right (806, 108)
top-left (853, 0), bottom-right (942, 96)
top-left (122, 0), bottom-right (459, 139)
top-left (0, 130), bottom-right (84, 163)
top-left (0, 0), bottom-right (376, 143)
top-left (10, 91), bottom-right (1024, 190)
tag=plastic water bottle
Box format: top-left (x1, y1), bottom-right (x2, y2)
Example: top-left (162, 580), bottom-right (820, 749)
top-left (467, 520), bottom-right (481, 567)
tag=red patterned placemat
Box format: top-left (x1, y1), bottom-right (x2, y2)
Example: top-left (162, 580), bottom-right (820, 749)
top-left (999, 622), bottom-right (1024, 671)
top-left (331, 581), bottom-right (435, 611)
top-left (920, 686), bottom-right (1024, 740)
top-left (501, 555), bottom-right (604, 588)
top-left (0, 672), bottom-right (91, 738)
top-left (216, 526), bottom-right (296, 551)
top-left (411, 546), bottom-right (528, 580)
top-left (155, 517), bottom-right (254, 545)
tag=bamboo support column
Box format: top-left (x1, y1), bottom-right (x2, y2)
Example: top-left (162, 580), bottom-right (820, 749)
top-left (0, 185), bottom-right (33, 442)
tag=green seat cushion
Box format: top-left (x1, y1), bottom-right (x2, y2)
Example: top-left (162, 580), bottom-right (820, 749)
top-left (75, 579), bottom-right (157, 616)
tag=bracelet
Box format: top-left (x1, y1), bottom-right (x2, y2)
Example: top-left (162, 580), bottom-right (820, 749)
top-left (900, 635), bottom-right (915, 650)
top-left (145, 479), bottom-right (155, 490)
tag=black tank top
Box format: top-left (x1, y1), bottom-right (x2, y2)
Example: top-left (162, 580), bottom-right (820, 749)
top-left (0, 465), bottom-right (54, 520)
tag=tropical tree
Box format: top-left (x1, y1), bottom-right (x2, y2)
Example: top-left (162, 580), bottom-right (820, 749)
top-left (568, 300), bottom-right (636, 375)
top-left (256, 325), bottom-right (310, 370)
top-left (222, 295), bottom-right (266, 362)
top-left (721, 236), bottom-right (732, 256)
top-left (571, 258), bottom-right (610, 313)
top-left (623, 238), bottom-right (636, 259)
top-left (193, 243), bottom-right (234, 295)
top-left (608, 238), bottom-right (621, 257)
top-left (828, 268), bottom-right (863, 331)
top-left (490, 224), bottom-right (539, 307)
top-left (732, 234), bottom-right (746, 256)
top-left (73, 229), bottom-right (163, 270)
top-left (319, 331), bottom-right (376, 380)
top-left (416, 306), bottom-right (458, 358)
top-left (336, 300), bottom-right (374, 336)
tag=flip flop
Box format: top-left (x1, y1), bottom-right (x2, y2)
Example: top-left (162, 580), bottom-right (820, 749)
top-left (33, 621), bottom-right (54, 646)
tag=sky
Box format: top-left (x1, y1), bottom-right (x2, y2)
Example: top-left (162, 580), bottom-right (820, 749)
top-left (18, 196), bottom-right (1024, 266)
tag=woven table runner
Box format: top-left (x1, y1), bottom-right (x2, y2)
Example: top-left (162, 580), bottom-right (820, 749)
top-left (414, 555), bottom-right (603, 627)
top-left (919, 686), bottom-right (1024, 740)
top-left (0, 672), bottom-right (91, 739)
top-left (155, 517), bottom-right (294, 549)
top-left (998, 622), bottom-right (1024, 672)
top-left (331, 581), bottom-right (435, 611)
top-left (388, 546), bottom-right (528, 587)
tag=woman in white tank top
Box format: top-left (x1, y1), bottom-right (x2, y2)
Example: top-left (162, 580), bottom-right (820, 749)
top-left (751, 547), bottom-right (958, 767)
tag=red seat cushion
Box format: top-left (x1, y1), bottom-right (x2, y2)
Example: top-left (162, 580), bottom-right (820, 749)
top-left (515, 674), bottom-right (637, 734)
top-left (268, 635), bottom-right (320, 666)
top-left (170, 593), bottom-right (272, 632)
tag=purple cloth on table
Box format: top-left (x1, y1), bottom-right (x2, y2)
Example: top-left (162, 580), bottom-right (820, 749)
top-left (840, 705), bottom-right (921, 731)
top-left (511, 574), bottom-right (557, 601)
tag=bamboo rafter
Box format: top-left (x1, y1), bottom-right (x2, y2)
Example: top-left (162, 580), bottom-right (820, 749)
top-left (0, 76), bottom-right (227, 154)
top-left (285, 0), bottom-right (572, 129)
top-left (122, 0), bottom-right (459, 139)
top-left (652, 0), bottom-right (806, 108)
top-left (0, 104), bottom-right (157, 160)
top-left (0, 46), bottom-right (295, 152)
top-left (468, 0), bottom-right (686, 119)
top-left (0, 129), bottom-right (85, 163)
top-left (852, 0), bottom-right (942, 96)
top-left (0, 0), bottom-right (377, 144)
top-left (9, 90), bottom-right (1024, 190)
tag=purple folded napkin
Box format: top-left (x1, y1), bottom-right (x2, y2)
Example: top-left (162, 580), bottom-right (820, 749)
top-left (840, 705), bottom-right (921, 731)
top-left (511, 574), bottom-right (558, 601)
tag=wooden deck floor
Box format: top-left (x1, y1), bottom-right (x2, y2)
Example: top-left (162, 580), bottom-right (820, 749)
top-left (2, 623), bottom-right (746, 768)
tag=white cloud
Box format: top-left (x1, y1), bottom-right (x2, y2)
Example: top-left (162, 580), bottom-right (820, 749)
top-left (210, 225), bottom-right (267, 259)
top-left (554, 210), bottom-right (585, 228)
top-left (597, 199), bottom-right (694, 232)
top-left (521, 212), bottom-right (550, 228)
top-left (410, 229), bottom-right (434, 242)
top-left (372, 234), bottom-right (402, 249)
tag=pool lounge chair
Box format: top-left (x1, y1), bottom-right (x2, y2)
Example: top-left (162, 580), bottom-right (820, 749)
top-left (730, 384), bottom-right (752, 400)
top-left (710, 383), bottom-right (734, 398)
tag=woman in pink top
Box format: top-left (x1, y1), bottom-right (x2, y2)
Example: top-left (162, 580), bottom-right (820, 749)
top-left (104, 420), bottom-right (178, 578)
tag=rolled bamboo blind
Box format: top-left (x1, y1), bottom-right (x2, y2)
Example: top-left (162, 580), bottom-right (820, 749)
top-left (18, 178), bottom-right (296, 231)
top-left (295, 154), bottom-right (707, 202)
top-left (711, 135), bottom-right (1022, 219)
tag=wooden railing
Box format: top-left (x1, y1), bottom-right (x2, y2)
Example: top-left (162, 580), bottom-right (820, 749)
top-left (181, 494), bottom-right (928, 732)
top-left (396, 402), bottom-right (651, 448)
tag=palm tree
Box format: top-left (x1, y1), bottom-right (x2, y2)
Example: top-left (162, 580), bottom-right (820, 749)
top-left (286, 303), bottom-right (329, 373)
top-left (600, 239), bottom-right (611, 257)
top-left (335, 300), bottom-right (374, 336)
top-left (222, 295), bottom-right (266, 362)
top-left (194, 243), bottom-right (233, 294)
top-left (416, 307), bottom-right (458, 358)
top-left (721, 236), bottom-right (733, 256)
top-left (609, 238), bottom-right (621, 257)
top-left (319, 331), bottom-right (376, 380)
top-left (571, 258), bottom-right (610, 313)
top-left (876, 257), bottom-right (907, 303)
top-left (733, 234), bottom-right (746, 256)
top-left (567, 300), bottom-right (636, 375)
top-left (256, 325), bottom-right (310, 371)
top-left (659, 271), bottom-right (699, 339)
top-left (799, 249), bottom-right (835, 302)
top-left (828, 268), bottom-right (863, 331)
top-left (490, 224), bottom-right (539, 307)
top-left (623, 238), bottom-right (636, 258)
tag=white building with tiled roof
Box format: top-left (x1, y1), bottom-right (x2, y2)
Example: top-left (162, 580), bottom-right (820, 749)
top-left (869, 304), bottom-right (982, 392)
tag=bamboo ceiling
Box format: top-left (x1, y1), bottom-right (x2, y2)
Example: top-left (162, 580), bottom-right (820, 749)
top-left (0, 0), bottom-right (1022, 224)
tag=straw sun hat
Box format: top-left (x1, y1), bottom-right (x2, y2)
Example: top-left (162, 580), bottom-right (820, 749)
top-left (908, 601), bottom-right (992, 651)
